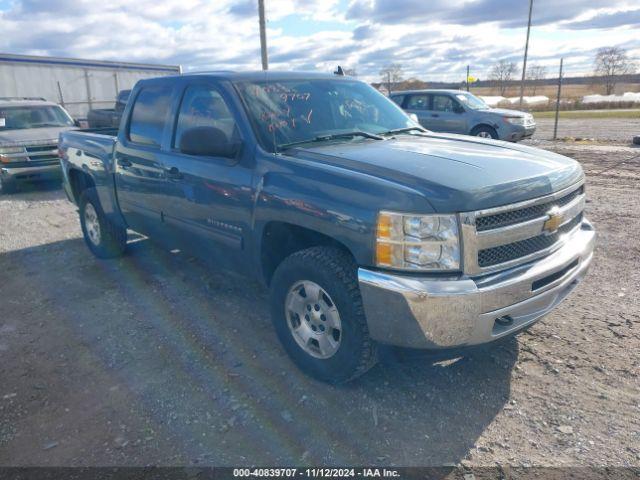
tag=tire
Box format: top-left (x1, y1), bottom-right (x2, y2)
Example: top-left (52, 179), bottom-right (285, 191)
top-left (471, 125), bottom-right (499, 139)
top-left (79, 188), bottom-right (127, 259)
top-left (633, 135), bottom-right (640, 146)
top-left (270, 246), bottom-right (377, 383)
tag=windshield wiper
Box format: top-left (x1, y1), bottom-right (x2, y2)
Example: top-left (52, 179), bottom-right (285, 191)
top-left (279, 131), bottom-right (384, 150)
top-left (382, 126), bottom-right (428, 136)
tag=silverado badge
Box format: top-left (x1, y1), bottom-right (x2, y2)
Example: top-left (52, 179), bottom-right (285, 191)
top-left (543, 207), bottom-right (563, 233)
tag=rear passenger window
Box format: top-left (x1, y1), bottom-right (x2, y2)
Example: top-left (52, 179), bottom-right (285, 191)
top-left (128, 86), bottom-right (173, 146)
top-left (174, 85), bottom-right (236, 150)
top-left (406, 95), bottom-right (429, 110)
top-left (391, 95), bottom-right (405, 107)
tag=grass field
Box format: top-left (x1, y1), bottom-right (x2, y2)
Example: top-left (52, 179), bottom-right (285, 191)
top-left (533, 109), bottom-right (640, 119)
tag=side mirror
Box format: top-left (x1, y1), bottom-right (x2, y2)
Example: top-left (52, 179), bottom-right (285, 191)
top-left (179, 126), bottom-right (242, 160)
top-left (74, 119), bottom-right (82, 127)
top-left (453, 104), bottom-right (465, 114)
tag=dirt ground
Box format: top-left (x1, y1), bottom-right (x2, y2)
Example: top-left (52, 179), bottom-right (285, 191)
top-left (533, 116), bottom-right (640, 142)
top-left (0, 138), bottom-right (638, 468)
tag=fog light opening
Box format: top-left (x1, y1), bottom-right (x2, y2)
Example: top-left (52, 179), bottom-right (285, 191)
top-left (495, 315), bottom-right (514, 327)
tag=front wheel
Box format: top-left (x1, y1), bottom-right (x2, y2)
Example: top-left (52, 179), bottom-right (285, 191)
top-left (471, 125), bottom-right (499, 139)
top-left (270, 247), bottom-right (377, 383)
top-left (79, 188), bottom-right (127, 259)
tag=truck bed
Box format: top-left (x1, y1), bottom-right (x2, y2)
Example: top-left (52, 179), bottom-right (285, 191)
top-left (59, 127), bottom-right (121, 211)
top-left (59, 128), bottom-right (118, 171)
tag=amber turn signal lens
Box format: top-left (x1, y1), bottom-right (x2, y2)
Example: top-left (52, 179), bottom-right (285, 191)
top-left (376, 242), bottom-right (392, 266)
top-left (377, 213), bottom-right (391, 239)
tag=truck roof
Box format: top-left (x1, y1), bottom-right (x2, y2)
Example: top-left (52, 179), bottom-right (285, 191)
top-left (138, 70), bottom-right (353, 86)
top-left (0, 98), bottom-right (59, 108)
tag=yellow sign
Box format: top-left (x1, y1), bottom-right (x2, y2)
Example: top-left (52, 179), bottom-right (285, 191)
top-left (467, 76), bottom-right (477, 83)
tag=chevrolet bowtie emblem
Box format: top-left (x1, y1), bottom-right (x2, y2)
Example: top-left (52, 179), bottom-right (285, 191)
top-left (543, 207), bottom-right (563, 233)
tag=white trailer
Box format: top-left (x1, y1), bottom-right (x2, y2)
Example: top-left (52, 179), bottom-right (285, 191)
top-left (0, 53), bottom-right (181, 119)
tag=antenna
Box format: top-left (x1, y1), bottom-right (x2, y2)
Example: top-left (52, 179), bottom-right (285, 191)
top-left (334, 66), bottom-right (345, 76)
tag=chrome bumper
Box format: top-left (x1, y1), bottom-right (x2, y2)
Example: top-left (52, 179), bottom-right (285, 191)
top-left (0, 164), bottom-right (61, 182)
top-left (358, 220), bottom-right (595, 349)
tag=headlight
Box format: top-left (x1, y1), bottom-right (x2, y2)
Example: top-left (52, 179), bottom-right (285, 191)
top-left (0, 146), bottom-right (25, 163)
top-left (376, 212), bottom-right (460, 271)
top-left (504, 116), bottom-right (525, 126)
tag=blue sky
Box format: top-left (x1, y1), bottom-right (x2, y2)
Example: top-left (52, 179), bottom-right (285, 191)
top-left (0, 0), bottom-right (638, 82)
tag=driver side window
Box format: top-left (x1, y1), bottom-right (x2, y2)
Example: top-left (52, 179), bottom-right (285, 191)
top-left (174, 85), bottom-right (237, 152)
top-left (432, 95), bottom-right (456, 113)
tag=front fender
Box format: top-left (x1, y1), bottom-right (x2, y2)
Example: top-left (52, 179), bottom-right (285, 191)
top-left (251, 161), bottom-right (434, 268)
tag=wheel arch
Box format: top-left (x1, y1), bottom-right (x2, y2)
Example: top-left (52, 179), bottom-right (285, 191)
top-left (67, 167), bottom-right (96, 204)
top-left (259, 221), bottom-right (357, 286)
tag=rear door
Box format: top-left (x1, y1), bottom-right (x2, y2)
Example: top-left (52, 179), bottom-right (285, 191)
top-left (114, 83), bottom-right (176, 236)
top-left (427, 94), bottom-right (468, 134)
top-left (159, 81), bottom-right (255, 274)
top-left (403, 94), bottom-right (433, 128)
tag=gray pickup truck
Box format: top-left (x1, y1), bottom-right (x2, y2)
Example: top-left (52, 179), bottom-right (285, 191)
top-left (59, 72), bottom-right (594, 383)
top-left (0, 97), bottom-right (77, 193)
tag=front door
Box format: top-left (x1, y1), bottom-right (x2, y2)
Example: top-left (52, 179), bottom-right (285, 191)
top-left (427, 94), bottom-right (468, 134)
top-left (114, 84), bottom-right (175, 236)
top-left (159, 82), bottom-right (254, 274)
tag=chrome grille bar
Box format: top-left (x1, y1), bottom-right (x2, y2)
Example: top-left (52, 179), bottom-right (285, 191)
top-left (460, 181), bottom-right (586, 276)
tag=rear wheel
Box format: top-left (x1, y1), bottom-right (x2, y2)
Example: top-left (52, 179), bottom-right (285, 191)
top-left (79, 188), bottom-right (127, 258)
top-left (270, 246), bottom-right (377, 383)
top-left (471, 125), bottom-right (499, 139)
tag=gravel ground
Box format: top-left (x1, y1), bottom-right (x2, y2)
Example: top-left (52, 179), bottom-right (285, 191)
top-left (0, 143), bottom-right (638, 468)
top-left (533, 117), bottom-right (640, 142)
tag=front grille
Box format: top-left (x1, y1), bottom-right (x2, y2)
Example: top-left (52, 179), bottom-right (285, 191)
top-left (25, 144), bottom-right (58, 162)
top-left (478, 213), bottom-right (583, 268)
top-left (476, 186), bottom-right (584, 232)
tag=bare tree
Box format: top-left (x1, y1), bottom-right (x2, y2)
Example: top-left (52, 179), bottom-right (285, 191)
top-left (526, 64), bottom-right (547, 95)
top-left (379, 64), bottom-right (404, 95)
top-left (490, 60), bottom-right (518, 95)
top-left (594, 47), bottom-right (636, 95)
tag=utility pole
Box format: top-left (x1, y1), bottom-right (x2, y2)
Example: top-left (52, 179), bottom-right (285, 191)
top-left (518, 0), bottom-right (534, 108)
top-left (258, 0), bottom-right (268, 70)
top-left (387, 72), bottom-right (392, 96)
top-left (553, 58), bottom-right (564, 141)
top-left (466, 65), bottom-right (470, 92)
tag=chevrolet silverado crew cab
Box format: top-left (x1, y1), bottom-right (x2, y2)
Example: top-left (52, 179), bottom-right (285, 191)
top-left (0, 97), bottom-right (77, 193)
top-left (59, 72), bottom-right (595, 383)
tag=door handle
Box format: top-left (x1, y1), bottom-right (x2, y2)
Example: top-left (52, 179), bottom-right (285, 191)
top-left (117, 157), bottom-right (132, 168)
top-left (431, 113), bottom-right (439, 118)
top-left (165, 166), bottom-right (183, 180)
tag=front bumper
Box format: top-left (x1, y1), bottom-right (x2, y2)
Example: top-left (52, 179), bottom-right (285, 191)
top-left (505, 124), bottom-right (536, 141)
top-left (0, 163), bottom-right (61, 184)
top-left (358, 220), bottom-right (595, 349)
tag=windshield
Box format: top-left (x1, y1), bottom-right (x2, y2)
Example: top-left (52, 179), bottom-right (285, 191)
top-left (235, 79), bottom-right (414, 151)
top-left (0, 105), bottom-right (74, 131)
top-left (454, 92), bottom-right (489, 110)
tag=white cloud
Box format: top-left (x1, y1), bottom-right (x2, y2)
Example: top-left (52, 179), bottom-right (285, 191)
top-left (0, 0), bottom-right (638, 82)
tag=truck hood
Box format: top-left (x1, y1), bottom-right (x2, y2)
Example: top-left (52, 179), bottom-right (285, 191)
top-left (284, 133), bottom-right (583, 212)
top-left (0, 126), bottom-right (76, 146)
